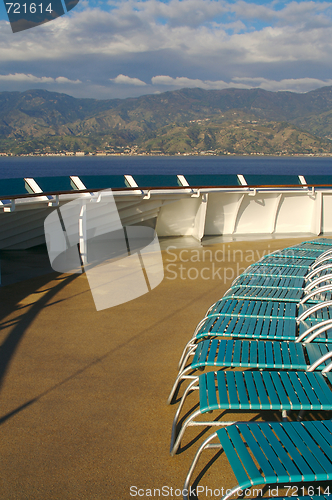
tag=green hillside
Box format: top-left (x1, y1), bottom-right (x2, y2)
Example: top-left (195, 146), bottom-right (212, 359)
top-left (1, 86), bottom-right (332, 154)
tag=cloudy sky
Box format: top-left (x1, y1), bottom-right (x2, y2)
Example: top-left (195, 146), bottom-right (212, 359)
top-left (0, 0), bottom-right (331, 100)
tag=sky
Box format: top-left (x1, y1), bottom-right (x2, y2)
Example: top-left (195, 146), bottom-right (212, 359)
top-left (0, 0), bottom-right (331, 100)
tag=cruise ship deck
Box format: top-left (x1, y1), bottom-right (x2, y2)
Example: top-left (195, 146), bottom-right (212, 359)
top-left (0, 236), bottom-right (329, 499)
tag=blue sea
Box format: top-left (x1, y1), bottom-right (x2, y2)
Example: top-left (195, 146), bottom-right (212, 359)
top-left (1, 155), bottom-right (332, 179)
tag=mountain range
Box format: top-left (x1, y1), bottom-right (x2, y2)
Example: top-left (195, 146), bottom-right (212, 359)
top-left (1, 86), bottom-right (332, 154)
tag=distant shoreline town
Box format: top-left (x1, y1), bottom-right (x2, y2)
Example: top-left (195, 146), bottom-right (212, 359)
top-left (1, 150), bottom-right (332, 158)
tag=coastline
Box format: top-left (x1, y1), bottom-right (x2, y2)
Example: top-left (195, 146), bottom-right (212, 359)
top-left (1, 152), bottom-right (332, 158)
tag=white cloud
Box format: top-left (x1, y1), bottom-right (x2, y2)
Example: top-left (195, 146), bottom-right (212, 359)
top-left (0, 1), bottom-right (332, 99)
top-left (0, 1), bottom-right (331, 66)
top-left (55, 76), bottom-right (82, 84)
top-left (0, 73), bottom-right (81, 84)
top-left (105, 0), bottom-right (229, 29)
top-left (0, 73), bottom-right (54, 83)
top-left (151, 75), bottom-right (250, 89)
top-left (232, 77), bottom-right (332, 93)
top-left (151, 75), bottom-right (212, 87)
top-left (111, 74), bottom-right (147, 85)
top-left (231, 0), bottom-right (276, 21)
top-left (151, 75), bottom-right (332, 94)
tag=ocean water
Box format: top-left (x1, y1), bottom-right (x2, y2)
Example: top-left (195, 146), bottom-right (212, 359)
top-left (1, 155), bottom-right (332, 179)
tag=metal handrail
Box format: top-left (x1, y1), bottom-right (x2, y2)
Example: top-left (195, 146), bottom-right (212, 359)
top-left (0, 182), bottom-right (331, 202)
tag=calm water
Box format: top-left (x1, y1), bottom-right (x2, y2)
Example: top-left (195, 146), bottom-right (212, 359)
top-left (1, 155), bottom-right (332, 179)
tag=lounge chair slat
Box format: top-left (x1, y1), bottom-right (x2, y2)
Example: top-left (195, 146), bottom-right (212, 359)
top-left (268, 372), bottom-right (291, 408)
top-left (261, 372), bottom-right (280, 408)
top-left (240, 340), bottom-right (249, 366)
top-left (206, 372), bottom-right (219, 410)
top-left (198, 340), bottom-right (210, 365)
top-left (206, 339), bottom-right (219, 365)
top-left (233, 372), bottom-right (250, 409)
top-left (289, 342), bottom-right (306, 369)
top-left (227, 372), bottom-right (242, 409)
top-left (284, 421), bottom-right (332, 479)
top-left (287, 372), bottom-right (311, 408)
top-left (216, 339), bottom-right (228, 365)
top-left (298, 372), bottom-right (328, 409)
top-left (258, 341), bottom-right (267, 367)
top-left (199, 374), bottom-right (209, 412)
top-left (265, 341), bottom-right (273, 367)
top-left (324, 372), bottom-right (332, 387)
top-left (252, 371), bottom-right (270, 409)
top-left (307, 372), bottom-right (332, 406)
top-left (239, 424), bottom-right (281, 482)
top-left (253, 423), bottom-right (301, 479)
top-left (215, 371), bottom-right (229, 409)
top-left (306, 343), bottom-right (329, 366)
top-left (247, 420), bottom-right (331, 481)
top-left (255, 422), bottom-right (313, 480)
top-left (251, 301), bottom-right (261, 315)
top-left (216, 427), bottom-right (257, 488)
top-left (273, 342), bottom-right (283, 367)
top-left (303, 420), bottom-right (332, 457)
top-left (192, 341), bottom-right (204, 366)
top-left (262, 317), bottom-right (271, 338)
top-left (224, 340), bottom-right (235, 365)
top-left (232, 341), bottom-right (242, 365)
top-left (278, 372), bottom-right (303, 408)
top-left (243, 372), bottom-right (260, 407)
top-left (249, 342), bottom-right (258, 364)
top-left (280, 342), bottom-right (291, 368)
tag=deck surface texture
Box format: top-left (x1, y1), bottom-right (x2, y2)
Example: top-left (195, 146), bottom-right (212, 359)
top-left (0, 236), bottom-right (328, 499)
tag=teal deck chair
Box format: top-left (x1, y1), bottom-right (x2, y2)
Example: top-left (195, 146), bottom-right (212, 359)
top-left (233, 250), bottom-right (332, 291)
top-left (255, 256), bottom-right (315, 268)
top-left (170, 370), bottom-right (332, 456)
top-left (242, 260), bottom-right (332, 280)
top-left (233, 266), bottom-right (332, 288)
top-left (177, 299), bottom-right (332, 370)
top-left (222, 281), bottom-right (332, 303)
top-left (183, 420), bottom-right (332, 500)
top-left (262, 247), bottom-right (330, 260)
top-left (232, 274), bottom-right (305, 289)
top-left (205, 295), bottom-right (332, 321)
top-left (241, 263), bottom-right (309, 278)
top-left (263, 241), bottom-right (332, 259)
top-left (251, 243), bottom-right (332, 269)
top-left (267, 241), bottom-right (332, 255)
top-left (298, 238), bottom-right (332, 247)
top-left (168, 339), bottom-right (332, 403)
top-left (223, 251), bottom-right (332, 302)
top-left (306, 263), bottom-right (332, 284)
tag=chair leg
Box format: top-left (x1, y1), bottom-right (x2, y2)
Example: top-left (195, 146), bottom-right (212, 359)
top-left (298, 409), bottom-right (305, 421)
top-left (183, 432), bottom-right (242, 500)
top-left (178, 344), bottom-right (198, 374)
top-left (282, 410), bottom-right (289, 421)
top-left (170, 408), bottom-right (203, 456)
top-left (178, 317), bottom-right (210, 368)
top-left (183, 433), bottom-right (220, 500)
top-left (170, 378), bottom-right (199, 454)
top-left (167, 366), bottom-right (197, 404)
top-left (178, 340), bottom-right (198, 370)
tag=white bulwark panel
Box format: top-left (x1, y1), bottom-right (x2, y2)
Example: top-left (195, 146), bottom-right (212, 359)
top-left (0, 174), bottom-right (331, 249)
